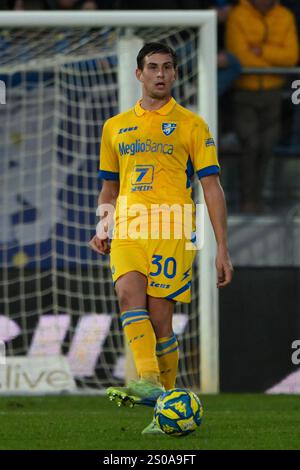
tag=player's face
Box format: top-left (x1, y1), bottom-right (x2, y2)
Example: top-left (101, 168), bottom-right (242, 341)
top-left (251, 0), bottom-right (276, 13)
top-left (136, 53), bottom-right (177, 100)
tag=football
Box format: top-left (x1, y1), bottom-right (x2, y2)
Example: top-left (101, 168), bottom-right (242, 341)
top-left (154, 388), bottom-right (204, 437)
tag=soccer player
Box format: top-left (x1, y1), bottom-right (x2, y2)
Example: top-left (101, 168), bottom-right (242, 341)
top-left (89, 42), bottom-right (233, 434)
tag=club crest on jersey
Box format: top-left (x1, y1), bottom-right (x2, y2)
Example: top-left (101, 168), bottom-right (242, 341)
top-left (162, 122), bottom-right (176, 136)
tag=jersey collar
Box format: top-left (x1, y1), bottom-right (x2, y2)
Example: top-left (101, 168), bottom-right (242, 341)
top-left (134, 97), bottom-right (176, 116)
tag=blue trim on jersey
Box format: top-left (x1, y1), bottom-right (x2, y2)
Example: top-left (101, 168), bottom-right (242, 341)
top-left (185, 156), bottom-right (194, 189)
top-left (98, 170), bottom-right (119, 181)
top-left (156, 335), bottom-right (177, 353)
top-left (196, 165), bottom-right (220, 179)
top-left (166, 280), bottom-right (191, 300)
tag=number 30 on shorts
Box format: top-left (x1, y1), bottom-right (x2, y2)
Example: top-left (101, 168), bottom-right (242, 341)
top-left (150, 254), bottom-right (177, 279)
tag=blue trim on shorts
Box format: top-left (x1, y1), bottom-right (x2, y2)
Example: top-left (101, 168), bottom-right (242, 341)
top-left (166, 280), bottom-right (191, 300)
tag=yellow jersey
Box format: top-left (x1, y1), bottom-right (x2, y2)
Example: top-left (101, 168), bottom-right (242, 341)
top-left (99, 97), bottom-right (220, 237)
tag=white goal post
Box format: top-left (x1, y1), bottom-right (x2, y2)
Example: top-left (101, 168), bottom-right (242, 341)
top-left (0, 10), bottom-right (218, 394)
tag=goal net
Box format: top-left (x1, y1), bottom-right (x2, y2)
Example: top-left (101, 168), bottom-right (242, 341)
top-left (0, 12), bottom-right (218, 394)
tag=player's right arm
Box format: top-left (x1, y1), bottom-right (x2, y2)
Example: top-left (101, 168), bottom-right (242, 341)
top-left (89, 119), bottom-right (120, 255)
top-left (89, 180), bottom-right (119, 255)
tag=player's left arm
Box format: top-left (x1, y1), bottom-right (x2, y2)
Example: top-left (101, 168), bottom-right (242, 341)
top-left (200, 174), bottom-right (233, 288)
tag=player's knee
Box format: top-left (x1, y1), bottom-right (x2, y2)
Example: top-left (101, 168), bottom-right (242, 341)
top-left (115, 272), bottom-right (147, 311)
top-left (116, 285), bottom-right (146, 312)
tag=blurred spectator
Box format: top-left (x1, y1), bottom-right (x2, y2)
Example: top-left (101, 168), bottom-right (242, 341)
top-left (80, 0), bottom-right (97, 8)
top-left (7, 0), bottom-right (47, 8)
top-left (11, 0), bottom-right (23, 7)
top-left (226, 0), bottom-right (299, 213)
top-left (112, 1), bottom-right (179, 7)
top-left (7, 0), bottom-right (91, 7)
top-left (113, 1), bottom-right (238, 8)
top-left (46, 0), bottom-right (79, 8)
top-left (58, 0), bottom-right (77, 7)
top-left (46, 0), bottom-right (112, 7)
top-left (210, 1), bottom-right (241, 96)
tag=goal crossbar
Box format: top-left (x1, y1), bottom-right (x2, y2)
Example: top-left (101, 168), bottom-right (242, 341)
top-left (0, 10), bottom-right (214, 28)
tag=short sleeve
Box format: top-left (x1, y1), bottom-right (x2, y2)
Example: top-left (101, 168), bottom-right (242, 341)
top-left (98, 121), bottom-right (119, 181)
top-left (190, 120), bottom-right (220, 179)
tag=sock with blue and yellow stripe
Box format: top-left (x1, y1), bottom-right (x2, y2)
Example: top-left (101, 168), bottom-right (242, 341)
top-left (120, 308), bottom-right (160, 384)
top-left (156, 334), bottom-right (179, 390)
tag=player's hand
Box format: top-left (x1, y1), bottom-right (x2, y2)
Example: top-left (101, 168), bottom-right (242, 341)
top-left (89, 221), bottom-right (111, 255)
top-left (215, 247), bottom-right (233, 288)
top-left (89, 233), bottom-right (110, 255)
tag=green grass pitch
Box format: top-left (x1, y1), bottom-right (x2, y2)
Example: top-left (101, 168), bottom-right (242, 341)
top-left (0, 394), bottom-right (299, 450)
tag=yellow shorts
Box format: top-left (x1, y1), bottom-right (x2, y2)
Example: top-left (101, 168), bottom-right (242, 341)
top-left (110, 237), bottom-right (196, 303)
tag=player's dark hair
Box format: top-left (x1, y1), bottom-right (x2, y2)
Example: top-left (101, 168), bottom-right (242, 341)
top-left (137, 42), bottom-right (177, 70)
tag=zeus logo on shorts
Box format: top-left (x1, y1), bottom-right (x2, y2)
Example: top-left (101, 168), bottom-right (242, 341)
top-left (149, 281), bottom-right (171, 289)
top-left (118, 139), bottom-right (174, 156)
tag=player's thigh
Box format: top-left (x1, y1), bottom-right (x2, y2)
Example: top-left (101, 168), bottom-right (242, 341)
top-left (115, 271), bottom-right (147, 311)
top-left (147, 295), bottom-right (175, 338)
top-left (110, 238), bottom-right (148, 310)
